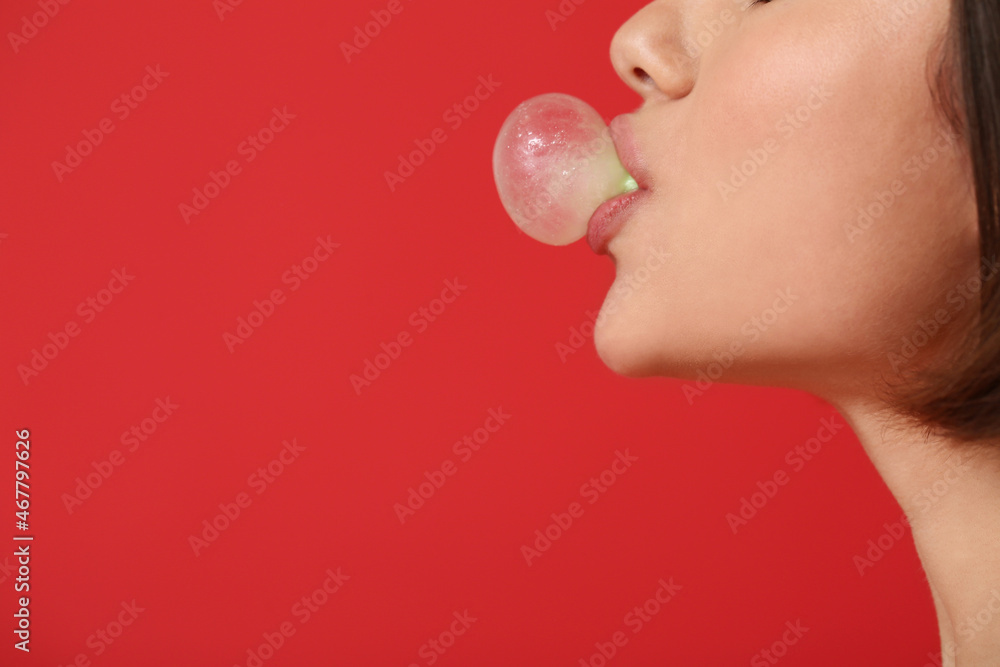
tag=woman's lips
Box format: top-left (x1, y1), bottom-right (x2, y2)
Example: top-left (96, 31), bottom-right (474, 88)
top-left (586, 189), bottom-right (649, 255)
top-left (586, 115), bottom-right (652, 255)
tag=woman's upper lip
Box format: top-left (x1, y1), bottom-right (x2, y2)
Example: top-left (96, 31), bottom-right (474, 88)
top-left (608, 114), bottom-right (652, 191)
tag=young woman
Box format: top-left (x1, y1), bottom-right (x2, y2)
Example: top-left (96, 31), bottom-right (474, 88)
top-left (594, 1), bottom-right (999, 663)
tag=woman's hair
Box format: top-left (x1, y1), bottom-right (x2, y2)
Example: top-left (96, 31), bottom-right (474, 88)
top-left (900, 0), bottom-right (1000, 442)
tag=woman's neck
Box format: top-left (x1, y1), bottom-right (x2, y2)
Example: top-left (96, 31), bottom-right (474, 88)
top-left (836, 397), bottom-right (1000, 666)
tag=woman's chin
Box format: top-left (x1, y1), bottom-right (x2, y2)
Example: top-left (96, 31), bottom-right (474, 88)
top-left (593, 309), bottom-right (672, 379)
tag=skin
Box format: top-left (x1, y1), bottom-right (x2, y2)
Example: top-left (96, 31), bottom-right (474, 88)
top-left (601, 0), bottom-right (1000, 663)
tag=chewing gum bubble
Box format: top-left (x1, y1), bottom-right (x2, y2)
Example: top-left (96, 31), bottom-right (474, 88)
top-left (493, 93), bottom-right (637, 245)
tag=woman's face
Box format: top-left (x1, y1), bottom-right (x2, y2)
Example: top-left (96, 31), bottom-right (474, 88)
top-left (597, 0), bottom-right (980, 396)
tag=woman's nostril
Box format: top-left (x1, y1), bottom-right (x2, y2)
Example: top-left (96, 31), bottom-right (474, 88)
top-left (633, 67), bottom-right (652, 85)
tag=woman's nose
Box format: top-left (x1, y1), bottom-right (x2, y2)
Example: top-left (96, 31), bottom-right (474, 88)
top-left (610, 1), bottom-right (697, 101)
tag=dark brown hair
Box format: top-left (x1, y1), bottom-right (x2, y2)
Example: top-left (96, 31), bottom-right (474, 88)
top-left (902, 0), bottom-right (1000, 441)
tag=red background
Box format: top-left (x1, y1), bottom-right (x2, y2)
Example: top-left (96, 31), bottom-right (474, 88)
top-left (1, 0), bottom-right (939, 665)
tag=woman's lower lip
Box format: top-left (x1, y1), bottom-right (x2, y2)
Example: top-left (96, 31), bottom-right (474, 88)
top-left (587, 189), bottom-right (649, 255)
